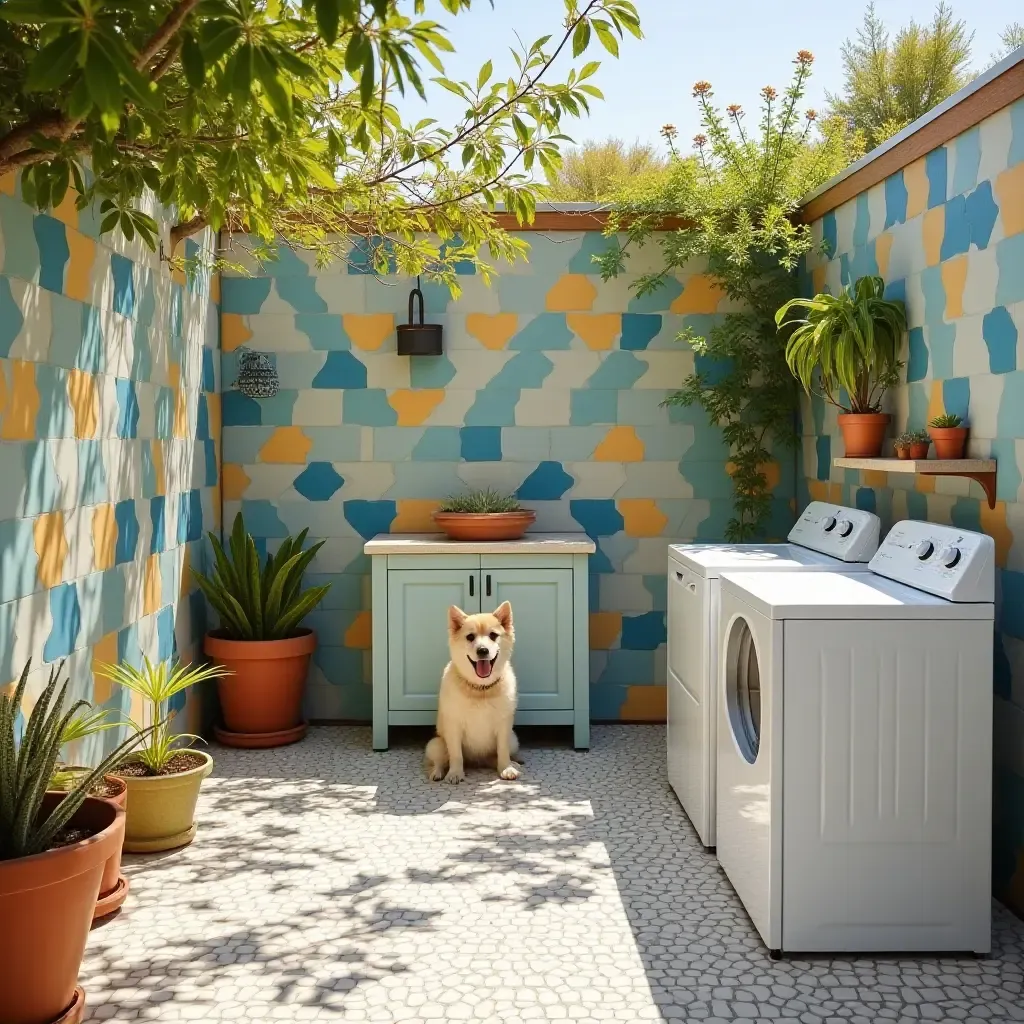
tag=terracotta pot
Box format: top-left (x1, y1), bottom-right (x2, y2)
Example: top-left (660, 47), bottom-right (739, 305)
top-left (895, 444), bottom-right (910, 460)
top-left (111, 751), bottom-right (213, 853)
top-left (0, 794), bottom-right (124, 1024)
top-left (432, 510), bottom-right (537, 542)
top-left (205, 630), bottom-right (316, 746)
top-left (909, 441), bottom-right (931, 460)
top-left (929, 426), bottom-right (968, 459)
top-left (837, 413), bottom-right (890, 457)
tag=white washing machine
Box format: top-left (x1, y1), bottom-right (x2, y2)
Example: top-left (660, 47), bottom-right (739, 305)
top-left (666, 501), bottom-right (880, 847)
top-left (716, 521), bottom-right (994, 956)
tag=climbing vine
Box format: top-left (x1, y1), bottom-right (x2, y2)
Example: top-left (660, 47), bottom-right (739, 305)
top-left (598, 52), bottom-right (861, 539)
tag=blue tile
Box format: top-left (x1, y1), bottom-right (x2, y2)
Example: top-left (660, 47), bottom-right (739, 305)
top-left (951, 126), bottom-right (981, 198)
top-left (907, 327), bottom-right (929, 382)
top-left (0, 520), bottom-right (39, 602)
top-left (983, 306), bottom-right (1018, 374)
top-left (822, 211), bottom-right (837, 257)
top-left (619, 313), bottom-right (662, 351)
top-left (815, 435), bottom-right (831, 481)
top-left (343, 499), bottom-right (397, 539)
top-left (115, 378), bottom-right (139, 438)
top-left (488, 352), bottom-right (554, 390)
top-left (222, 390), bottom-right (264, 426)
top-left (925, 147), bottom-right (948, 208)
top-left (295, 313), bottom-right (349, 351)
top-left (411, 427), bottom-right (462, 460)
top-left (570, 389), bottom-right (617, 425)
top-left (33, 214), bottom-right (69, 294)
top-left (585, 351), bottom-right (645, 390)
top-left (508, 313), bottom-right (573, 351)
top-left (311, 351), bottom-right (367, 389)
top-left (928, 322), bottom-right (956, 379)
top-left (939, 195), bottom-right (970, 261)
top-left (460, 426), bottom-right (502, 461)
top-left (276, 276), bottom-right (328, 314)
top-left (463, 390), bottom-right (518, 427)
top-left (855, 487), bottom-right (877, 513)
top-left (0, 276), bottom-right (25, 357)
top-left (1010, 96), bottom-right (1024, 167)
top-left (627, 276), bottom-right (683, 313)
top-left (965, 180), bottom-right (998, 250)
top-left (150, 495), bottom-right (167, 554)
top-left (110, 253), bottom-right (135, 317)
top-left (201, 347), bottom-right (216, 391)
top-left (342, 389), bottom-right (396, 426)
top-left (996, 234), bottom-right (1024, 307)
top-left (852, 193), bottom-right (870, 247)
top-left (43, 583), bottom-right (81, 662)
top-left (203, 439), bottom-right (217, 487)
top-left (114, 500), bottom-right (139, 565)
top-left (942, 377), bottom-right (970, 420)
top-left (999, 568), bottom-right (1024, 640)
top-left (176, 489), bottom-right (203, 544)
top-left (570, 499), bottom-right (624, 537)
top-left (221, 276), bottom-right (272, 314)
top-left (293, 462), bottom-right (345, 501)
top-left (77, 440), bottom-right (106, 506)
top-left (883, 170), bottom-right (908, 228)
top-left (240, 499), bottom-right (289, 537)
top-left (410, 355), bottom-right (456, 388)
top-left (620, 612), bottom-right (666, 651)
top-left (156, 606), bottom-right (175, 662)
top-left (516, 461), bottom-right (574, 501)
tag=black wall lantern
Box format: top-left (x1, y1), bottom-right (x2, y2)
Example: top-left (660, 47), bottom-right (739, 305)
top-left (397, 277), bottom-right (443, 356)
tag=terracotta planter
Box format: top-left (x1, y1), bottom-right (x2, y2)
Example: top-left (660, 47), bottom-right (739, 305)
top-left (111, 750), bottom-right (213, 853)
top-left (909, 441), bottom-right (931, 460)
top-left (929, 426), bottom-right (968, 459)
top-left (895, 444), bottom-right (910, 460)
top-left (837, 413), bottom-right (890, 457)
top-left (205, 630), bottom-right (316, 747)
top-left (432, 510), bottom-right (537, 542)
top-left (0, 794), bottom-right (124, 1024)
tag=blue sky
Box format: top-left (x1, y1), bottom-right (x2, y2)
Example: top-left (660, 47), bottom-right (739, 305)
top-left (402, 1), bottom-right (1021, 153)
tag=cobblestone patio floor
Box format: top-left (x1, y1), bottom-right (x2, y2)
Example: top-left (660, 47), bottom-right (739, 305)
top-left (82, 725), bottom-right (1024, 1023)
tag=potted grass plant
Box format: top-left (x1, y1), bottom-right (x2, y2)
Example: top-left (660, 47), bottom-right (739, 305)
top-left (97, 657), bottom-right (230, 853)
top-left (193, 512), bottom-right (331, 749)
top-left (432, 488), bottom-right (537, 541)
top-left (928, 413), bottom-right (969, 459)
top-left (1, 659), bottom-right (144, 1024)
top-left (777, 275), bottom-right (907, 457)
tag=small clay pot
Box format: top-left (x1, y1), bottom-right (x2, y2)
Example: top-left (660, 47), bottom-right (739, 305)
top-left (929, 426), bottom-right (968, 459)
top-left (206, 630), bottom-right (316, 747)
top-left (838, 413), bottom-right (890, 458)
top-left (432, 510), bottom-right (537, 542)
top-left (909, 441), bottom-right (931, 460)
top-left (895, 444), bottom-right (911, 460)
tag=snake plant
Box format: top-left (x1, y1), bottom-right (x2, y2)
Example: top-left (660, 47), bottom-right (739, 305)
top-left (776, 275), bottom-right (907, 413)
top-left (191, 512), bottom-right (331, 641)
top-left (0, 659), bottom-right (147, 860)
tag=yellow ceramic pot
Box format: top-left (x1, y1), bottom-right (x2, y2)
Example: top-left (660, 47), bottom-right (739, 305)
top-left (112, 751), bottom-right (213, 853)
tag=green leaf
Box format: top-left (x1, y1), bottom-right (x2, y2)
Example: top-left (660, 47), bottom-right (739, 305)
top-left (316, 0), bottom-right (341, 45)
top-left (592, 20), bottom-right (619, 56)
top-left (477, 59), bottom-right (493, 90)
top-left (360, 50), bottom-right (375, 106)
top-left (182, 33), bottom-right (206, 90)
top-left (571, 20), bottom-right (591, 57)
top-left (25, 31), bottom-right (82, 93)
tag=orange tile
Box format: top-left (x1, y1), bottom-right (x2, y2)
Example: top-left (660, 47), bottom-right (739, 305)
top-left (345, 611), bottom-right (372, 649)
top-left (915, 473), bottom-right (936, 494)
top-left (904, 158), bottom-right (929, 220)
top-left (996, 163), bottom-right (1024, 237)
top-left (927, 379), bottom-right (945, 424)
top-left (589, 612), bottom-right (622, 650)
top-left (180, 545), bottom-right (192, 597)
top-left (593, 425), bottom-right (644, 461)
top-left (34, 511), bottom-right (68, 588)
top-left (151, 439), bottom-right (165, 497)
top-left (64, 230), bottom-right (95, 302)
top-left (567, 313), bottom-right (621, 350)
top-left (923, 206), bottom-right (944, 267)
top-left (221, 463), bottom-right (251, 500)
top-left (91, 632), bottom-right (118, 704)
top-left (143, 553), bottom-right (162, 616)
top-left (0, 361), bottom-right (6, 428)
top-left (863, 470), bottom-right (888, 489)
top-left (388, 389), bottom-right (445, 426)
top-left (670, 274), bottom-right (725, 314)
top-left (259, 426), bottom-right (312, 464)
top-left (206, 392), bottom-right (221, 442)
top-left (343, 313), bottom-right (395, 351)
top-left (620, 684), bottom-right (667, 722)
top-left (466, 313), bottom-right (518, 350)
top-left (545, 274), bottom-right (597, 312)
top-left (1, 361), bottom-right (40, 439)
top-left (0, 172), bottom-right (15, 195)
top-left (875, 233), bottom-right (893, 278)
top-left (92, 504), bottom-right (117, 571)
top-left (807, 479), bottom-right (828, 501)
top-left (392, 499), bottom-right (441, 532)
top-left (811, 264), bottom-right (827, 295)
top-left (940, 255), bottom-right (967, 320)
top-left (210, 272), bottom-right (221, 305)
top-left (221, 313), bottom-right (253, 353)
top-left (618, 498), bottom-right (668, 537)
top-left (828, 482), bottom-right (844, 504)
top-left (67, 369), bottom-right (98, 439)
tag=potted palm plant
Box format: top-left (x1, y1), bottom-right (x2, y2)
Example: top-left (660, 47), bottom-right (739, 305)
top-left (97, 657), bottom-right (230, 853)
top-left (1, 659), bottom-right (143, 1024)
top-left (192, 512), bottom-right (331, 748)
top-left (433, 488), bottom-right (536, 541)
top-left (777, 275), bottom-right (907, 457)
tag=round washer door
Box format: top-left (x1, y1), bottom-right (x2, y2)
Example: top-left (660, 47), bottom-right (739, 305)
top-left (724, 615), bottom-right (761, 764)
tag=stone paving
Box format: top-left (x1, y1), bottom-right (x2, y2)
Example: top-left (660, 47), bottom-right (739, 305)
top-left (82, 725), bottom-right (1024, 1023)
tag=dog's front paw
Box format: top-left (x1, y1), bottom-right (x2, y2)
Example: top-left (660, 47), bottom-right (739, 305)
top-left (499, 764), bottom-right (521, 781)
top-left (427, 765), bottom-right (446, 782)
top-left (443, 769), bottom-right (465, 785)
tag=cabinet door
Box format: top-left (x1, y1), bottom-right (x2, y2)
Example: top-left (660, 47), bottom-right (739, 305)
top-left (485, 568), bottom-right (573, 710)
top-left (387, 569), bottom-right (478, 711)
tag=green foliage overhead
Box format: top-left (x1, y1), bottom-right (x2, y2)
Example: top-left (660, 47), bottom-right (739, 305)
top-left (438, 488), bottom-right (523, 514)
top-left (0, 0), bottom-right (640, 285)
top-left (929, 412), bottom-right (964, 428)
top-left (95, 657), bottom-right (229, 773)
top-left (545, 137), bottom-right (669, 202)
top-left (990, 23), bottom-right (1024, 67)
top-left (827, 2), bottom-right (973, 149)
top-left (777, 275), bottom-right (907, 414)
top-left (0, 659), bottom-right (146, 860)
top-left (598, 53), bottom-right (857, 541)
top-left (191, 512), bottom-right (331, 641)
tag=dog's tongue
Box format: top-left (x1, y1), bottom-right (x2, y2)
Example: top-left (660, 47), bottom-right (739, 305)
top-left (475, 658), bottom-right (492, 679)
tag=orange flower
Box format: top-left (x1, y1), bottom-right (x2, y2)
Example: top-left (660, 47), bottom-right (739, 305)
top-left (693, 81), bottom-right (712, 97)
top-left (693, 134), bottom-right (708, 148)
top-left (726, 104), bottom-right (743, 117)
top-left (796, 50), bottom-right (814, 65)
top-left (761, 86), bottom-right (778, 101)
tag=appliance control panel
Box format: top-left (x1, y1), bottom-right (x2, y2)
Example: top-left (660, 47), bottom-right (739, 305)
top-left (868, 520), bottom-right (995, 602)
top-left (787, 501), bottom-right (881, 561)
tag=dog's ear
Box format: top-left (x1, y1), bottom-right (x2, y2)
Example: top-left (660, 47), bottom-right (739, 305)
top-left (494, 601), bottom-right (513, 632)
top-left (448, 605), bottom-right (467, 633)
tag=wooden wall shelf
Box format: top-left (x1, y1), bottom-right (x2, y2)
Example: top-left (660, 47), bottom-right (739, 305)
top-left (833, 458), bottom-right (998, 509)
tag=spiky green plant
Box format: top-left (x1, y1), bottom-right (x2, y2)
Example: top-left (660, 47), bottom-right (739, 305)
top-left (929, 413), bottom-right (963, 428)
top-left (50, 706), bottom-right (126, 792)
top-left (777, 275), bottom-right (907, 414)
top-left (191, 512), bottom-right (331, 642)
top-left (438, 489), bottom-right (523, 514)
top-left (0, 659), bottom-right (147, 860)
top-left (95, 658), bottom-right (230, 774)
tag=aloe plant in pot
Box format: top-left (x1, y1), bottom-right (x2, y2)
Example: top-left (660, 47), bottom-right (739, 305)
top-left (1, 659), bottom-right (146, 1024)
top-left (777, 275), bottom-right (907, 457)
top-left (192, 512), bottom-right (331, 748)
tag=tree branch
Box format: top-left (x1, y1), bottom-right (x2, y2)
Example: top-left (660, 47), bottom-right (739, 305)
top-left (169, 214), bottom-right (208, 253)
top-left (135, 0), bottom-right (201, 72)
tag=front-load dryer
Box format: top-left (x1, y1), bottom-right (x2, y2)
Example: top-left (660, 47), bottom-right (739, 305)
top-left (716, 521), bottom-right (994, 956)
top-left (666, 501), bottom-right (880, 847)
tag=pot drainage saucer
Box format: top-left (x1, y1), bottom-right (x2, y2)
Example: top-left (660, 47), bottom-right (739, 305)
top-left (214, 721), bottom-right (308, 749)
top-left (93, 874), bottom-right (129, 922)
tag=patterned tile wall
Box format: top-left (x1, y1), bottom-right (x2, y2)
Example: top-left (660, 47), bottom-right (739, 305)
top-left (220, 232), bottom-right (793, 723)
top-left (0, 174), bottom-right (221, 749)
top-left (800, 96), bottom-right (1024, 914)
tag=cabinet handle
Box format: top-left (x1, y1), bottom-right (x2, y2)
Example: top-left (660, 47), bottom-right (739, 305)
top-left (469, 575), bottom-right (474, 597)
top-left (486, 574), bottom-right (492, 597)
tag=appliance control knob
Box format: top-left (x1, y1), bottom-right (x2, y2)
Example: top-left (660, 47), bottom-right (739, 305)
top-left (823, 516), bottom-right (837, 532)
top-left (837, 519), bottom-right (854, 537)
top-left (940, 546), bottom-right (962, 568)
top-left (916, 540), bottom-right (935, 560)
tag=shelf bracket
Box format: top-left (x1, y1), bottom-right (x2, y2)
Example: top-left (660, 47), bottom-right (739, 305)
top-left (951, 471), bottom-right (997, 509)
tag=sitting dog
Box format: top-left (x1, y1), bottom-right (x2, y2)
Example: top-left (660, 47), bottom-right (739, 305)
top-left (425, 600), bottom-right (520, 783)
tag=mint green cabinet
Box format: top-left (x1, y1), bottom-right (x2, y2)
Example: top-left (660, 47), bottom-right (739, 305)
top-left (367, 536), bottom-right (594, 752)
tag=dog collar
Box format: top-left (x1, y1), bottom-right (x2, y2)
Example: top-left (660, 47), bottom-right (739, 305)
top-left (472, 675), bottom-right (502, 690)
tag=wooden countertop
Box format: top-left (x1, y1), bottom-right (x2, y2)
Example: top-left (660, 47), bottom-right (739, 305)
top-left (364, 533), bottom-right (596, 555)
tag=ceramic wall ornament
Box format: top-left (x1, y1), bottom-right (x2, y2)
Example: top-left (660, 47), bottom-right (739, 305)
top-left (234, 348), bottom-right (280, 399)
